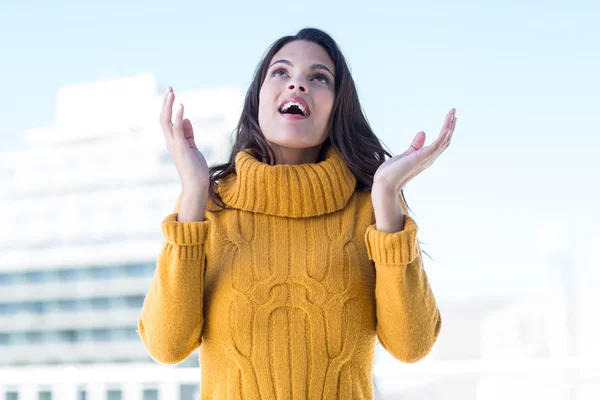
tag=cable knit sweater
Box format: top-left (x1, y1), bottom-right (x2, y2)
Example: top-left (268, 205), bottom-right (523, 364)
top-left (137, 144), bottom-right (441, 400)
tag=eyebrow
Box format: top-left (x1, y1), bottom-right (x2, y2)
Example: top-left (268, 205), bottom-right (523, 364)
top-left (269, 59), bottom-right (335, 77)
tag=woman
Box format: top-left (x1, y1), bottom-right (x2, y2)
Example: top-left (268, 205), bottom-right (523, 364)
top-left (138, 27), bottom-right (456, 400)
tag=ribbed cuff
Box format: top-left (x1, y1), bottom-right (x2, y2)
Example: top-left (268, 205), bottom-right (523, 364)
top-left (161, 213), bottom-right (210, 245)
top-left (365, 214), bottom-right (419, 266)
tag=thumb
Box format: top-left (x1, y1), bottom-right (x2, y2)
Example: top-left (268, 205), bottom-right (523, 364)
top-left (400, 131), bottom-right (426, 156)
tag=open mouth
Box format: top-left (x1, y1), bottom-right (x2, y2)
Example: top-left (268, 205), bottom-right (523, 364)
top-left (279, 101), bottom-right (310, 118)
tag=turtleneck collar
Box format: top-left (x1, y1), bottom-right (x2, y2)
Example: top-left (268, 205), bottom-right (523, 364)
top-left (217, 144), bottom-right (357, 218)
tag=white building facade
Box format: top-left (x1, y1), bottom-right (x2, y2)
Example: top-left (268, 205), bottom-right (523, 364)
top-left (0, 74), bottom-right (243, 399)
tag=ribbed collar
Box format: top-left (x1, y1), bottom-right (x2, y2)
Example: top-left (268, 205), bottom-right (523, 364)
top-left (217, 144), bottom-right (357, 218)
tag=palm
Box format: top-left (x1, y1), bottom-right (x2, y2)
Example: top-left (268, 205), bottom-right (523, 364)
top-left (374, 109), bottom-right (457, 191)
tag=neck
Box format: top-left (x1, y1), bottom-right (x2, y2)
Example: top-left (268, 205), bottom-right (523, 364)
top-left (217, 143), bottom-right (357, 218)
top-left (265, 141), bottom-right (325, 165)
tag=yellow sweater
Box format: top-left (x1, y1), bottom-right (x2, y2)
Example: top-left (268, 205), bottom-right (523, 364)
top-left (138, 144), bottom-right (441, 399)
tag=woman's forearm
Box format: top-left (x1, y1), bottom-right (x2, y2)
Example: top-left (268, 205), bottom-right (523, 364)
top-left (177, 191), bottom-right (207, 222)
top-left (371, 183), bottom-right (405, 233)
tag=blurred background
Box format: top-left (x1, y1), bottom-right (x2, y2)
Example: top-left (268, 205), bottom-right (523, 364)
top-left (0, 1), bottom-right (598, 399)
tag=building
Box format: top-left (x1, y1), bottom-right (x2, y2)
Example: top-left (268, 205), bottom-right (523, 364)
top-left (0, 74), bottom-right (243, 398)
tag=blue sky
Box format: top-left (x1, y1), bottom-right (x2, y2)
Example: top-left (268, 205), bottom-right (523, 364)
top-left (1, 0), bottom-right (598, 301)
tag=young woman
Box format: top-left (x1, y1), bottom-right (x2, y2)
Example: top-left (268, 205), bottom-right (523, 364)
top-left (138, 27), bottom-right (456, 400)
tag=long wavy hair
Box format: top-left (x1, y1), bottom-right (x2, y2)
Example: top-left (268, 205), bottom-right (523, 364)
top-left (206, 28), bottom-right (431, 263)
top-left (208, 27), bottom-right (414, 209)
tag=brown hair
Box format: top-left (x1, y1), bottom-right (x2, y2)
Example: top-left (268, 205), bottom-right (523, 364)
top-left (207, 28), bottom-right (415, 222)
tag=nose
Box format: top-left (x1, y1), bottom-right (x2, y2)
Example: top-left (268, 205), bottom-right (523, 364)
top-left (287, 84), bottom-right (306, 92)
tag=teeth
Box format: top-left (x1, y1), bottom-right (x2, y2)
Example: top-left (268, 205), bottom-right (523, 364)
top-left (280, 101), bottom-right (308, 116)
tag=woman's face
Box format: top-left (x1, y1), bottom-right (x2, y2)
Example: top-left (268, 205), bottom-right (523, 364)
top-left (258, 40), bottom-right (336, 151)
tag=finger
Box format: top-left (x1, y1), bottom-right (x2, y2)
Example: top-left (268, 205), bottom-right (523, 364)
top-left (409, 131), bottom-right (426, 152)
top-left (444, 116), bottom-right (457, 147)
top-left (422, 144), bottom-right (445, 168)
top-left (448, 113), bottom-right (456, 133)
top-left (399, 131), bottom-right (426, 156)
top-left (161, 86), bottom-right (173, 108)
top-left (412, 131), bottom-right (426, 149)
top-left (182, 118), bottom-right (194, 140)
top-left (439, 124), bottom-right (455, 154)
top-left (173, 103), bottom-right (185, 142)
top-left (430, 128), bottom-right (450, 152)
top-left (414, 111), bottom-right (456, 159)
top-left (426, 120), bottom-right (455, 160)
top-left (448, 117), bottom-right (457, 142)
top-left (441, 109), bottom-right (455, 132)
top-left (160, 87), bottom-right (173, 122)
top-left (160, 89), bottom-right (175, 139)
top-left (419, 130), bottom-right (449, 163)
top-left (433, 110), bottom-right (454, 148)
top-left (183, 118), bottom-right (198, 150)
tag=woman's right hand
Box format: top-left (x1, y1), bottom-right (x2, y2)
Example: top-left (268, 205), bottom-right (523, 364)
top-left (159, 87), bottom-right (210, 199)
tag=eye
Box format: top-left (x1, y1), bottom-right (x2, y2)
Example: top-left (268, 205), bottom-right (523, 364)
top-left (313, 74), bottom-right (329, 84)
top-left (272, 68), bottom-right (288, 77)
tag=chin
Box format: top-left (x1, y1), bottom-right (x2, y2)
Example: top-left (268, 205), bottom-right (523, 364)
top-left (265, 130), bottom-right (323, 149)
top-left (267, 139), bottom-right (316, 150)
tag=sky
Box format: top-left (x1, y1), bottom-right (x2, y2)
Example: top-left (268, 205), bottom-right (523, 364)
top-left (1, 0), bottom-right (599, 302)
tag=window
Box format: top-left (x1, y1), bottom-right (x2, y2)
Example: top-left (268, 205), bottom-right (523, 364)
top-left (38, 391), bottom-right (52, 400)
top-left (106, 390), bottom-right (122, 400)
top-left (5, 392), bottom-right (19, 400)
top-left (0, 303), bottom-right (20, 315)
top-left (0, 273), bottom-right (15, 285)
top-left (0, 333), bottom-right (11, 346)
top-left (89, 266), bottom-right (117, 279)
top-left (24, 301), bottom-right (47, 314)
top-left (57, 269), bottom-right (81, 281)
top-left (45, 332), bottom-right (61, 344)
top-left (78, 330), bottom-right (93, 342)
top-left (125, 263), bottom-right (154, 277)
top-left (122, 327), bottom-right (139, 340)
top-left (58, 330), bottom-right (78, 343)
top-left (142, 389), bottom-right (158, 400)
top-left (125, 295), bottom-right (144, 308)
top-left (90, 297), bottom-right (111, 310)
top-left (26, 331), bottom-right (44, 344)
top-left (11, 333), bottom-right (28, 345)
top-left (180, 384), bottom-right (200, 400)
top-left (25, 271), bottom-right (47, 283)
top-left (58, 299), bottom-right (78, 312)
top-left (91, 329), bottom-right (111, 341)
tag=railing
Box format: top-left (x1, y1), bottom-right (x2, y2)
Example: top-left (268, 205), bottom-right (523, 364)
top-left (1, 358), bottom-right (599, 400)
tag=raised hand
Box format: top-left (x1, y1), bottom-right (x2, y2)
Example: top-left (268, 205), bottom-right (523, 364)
top-left (373, 108), bottom-right (457, 192)
top-left (159, 87), bottom-right (210, 198)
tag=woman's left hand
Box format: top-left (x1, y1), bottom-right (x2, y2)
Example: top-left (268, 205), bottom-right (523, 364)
top-left (373, 108), bottom-right (457, 193)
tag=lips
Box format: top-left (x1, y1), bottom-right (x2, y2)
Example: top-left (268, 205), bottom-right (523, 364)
top-left (278, 96), bottom-right (311, 117)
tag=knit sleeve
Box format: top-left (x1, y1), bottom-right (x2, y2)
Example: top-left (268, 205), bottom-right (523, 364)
top-left (137, 195), bottom-right (210, 364)
top-left (364, 214), bottom-right (442, 363)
